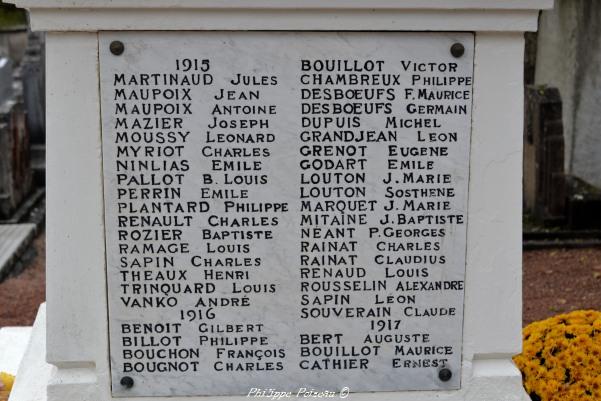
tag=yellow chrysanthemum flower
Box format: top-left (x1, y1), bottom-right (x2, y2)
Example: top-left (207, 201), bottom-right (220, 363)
top-left (0, 372), bottom-right (15, 401)
top-left (514, 310), bottom-right (601, 401)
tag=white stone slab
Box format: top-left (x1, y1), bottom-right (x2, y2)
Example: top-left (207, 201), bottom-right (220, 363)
top-left (0, 326), bottom-right (32, 375)
top-left (99, 31), bottom-right (474, 397)
top-left (7, 304), bottom-right (50, 401)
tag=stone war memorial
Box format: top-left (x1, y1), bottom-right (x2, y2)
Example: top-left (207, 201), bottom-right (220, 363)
top-left (8, 1), bottom-right (553, 401)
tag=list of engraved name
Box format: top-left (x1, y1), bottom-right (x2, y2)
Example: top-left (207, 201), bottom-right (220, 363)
top-left (101, 33), bottom-right (473, 396)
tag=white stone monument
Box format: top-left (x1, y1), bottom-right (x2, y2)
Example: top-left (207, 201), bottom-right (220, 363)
top-left (9, 1), bottom-right (552, 401)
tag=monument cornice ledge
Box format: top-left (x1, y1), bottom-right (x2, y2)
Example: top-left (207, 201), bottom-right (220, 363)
top-left (11, 0), bottom-right (554, 10)
top-left (11, 0), bottom-right (552, 32)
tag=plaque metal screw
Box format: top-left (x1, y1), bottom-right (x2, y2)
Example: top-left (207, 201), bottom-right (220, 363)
top-left (110, 40), bottom-right (125, 56)
top-left (438, 367), bottom-right (453, 382)
top-left (450, 43), bottom-right (465, 58)
top-left (120, 376), bottom-right (134, 388)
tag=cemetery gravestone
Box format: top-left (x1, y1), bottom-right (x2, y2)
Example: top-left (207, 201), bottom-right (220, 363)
top-left (9, 1), bottom-right (553, 401)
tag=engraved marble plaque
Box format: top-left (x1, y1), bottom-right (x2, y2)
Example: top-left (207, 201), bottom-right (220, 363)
top-left (99, 31), bottom-right (474, 397)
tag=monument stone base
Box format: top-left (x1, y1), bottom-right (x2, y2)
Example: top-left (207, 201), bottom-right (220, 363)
top-left (8, 2), bottom-right (552, 401)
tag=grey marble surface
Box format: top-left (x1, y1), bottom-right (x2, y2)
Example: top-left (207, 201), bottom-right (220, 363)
top-left (99, 31), bottom-right (474, 397)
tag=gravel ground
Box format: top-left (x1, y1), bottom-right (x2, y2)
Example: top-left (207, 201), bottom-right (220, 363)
top-left (523, 247), bottom-right (601, 325)
top-left (1, 232), bottom-right (600, 327)
top-left (0, 231), bottom-right (45, 327)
